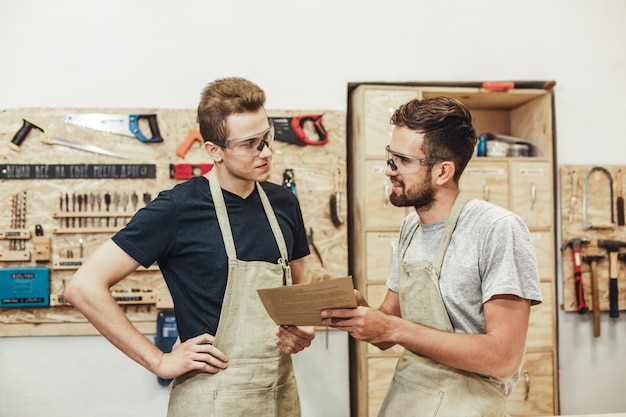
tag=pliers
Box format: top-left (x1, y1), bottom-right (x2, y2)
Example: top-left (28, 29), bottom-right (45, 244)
top-left (307, 227), bottom-right (323, 267)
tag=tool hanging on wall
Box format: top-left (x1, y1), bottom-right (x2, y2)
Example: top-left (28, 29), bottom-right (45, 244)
top-left (270, 115), bottom-right (328, 146)
top-left (11, 191), bottom-right (27, 251)
top-left (8, 119), bottom-right (43, 151)
top-left (568, 170), bottom-right (578, 222)
top-left (169, 163), bottom-right (213, 179)
top-left (282, 168), bottom-right (297, 196)
top-left (583, 166), bottom-right (615, 230)
top-left (561, 237), bottom-right (590, 314)
top-left (65, 113), bottom-right (164, 143)
top-left (583, 254), bottom-right (605, 337)
top-left (306, 227), bottom-right (324, 267)
top-left (617, 169), bottom-right (624, 226)
top-left (597, 239), bottom-right (626, 318)
top-left (175, 114), bottom-right (328, 159)
top-left (330, 167), bottom-right (344, 227)
top-left (41, 135), bottom-right (128, 159)
top-left (176, 129), bottom-right (204, 158)
top-left (8, 118), bottom-right (128, 159)
top-left (280, 168), bottom-right (324, 267)
top-left (1, 191), bottom-right (31, 262)
top-left (32, 224), bottom-right (51, 262)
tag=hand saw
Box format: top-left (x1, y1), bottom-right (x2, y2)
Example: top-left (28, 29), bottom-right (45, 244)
top-left (9, 118), bottom-right (128, 159)
top-left (65, 113), bottom-right (163, 143)
top-left (270, 114), bottom-right (328, 146)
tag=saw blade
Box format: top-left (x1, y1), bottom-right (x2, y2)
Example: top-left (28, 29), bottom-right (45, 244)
top-left (40, 134), bottom-right (128, 159)
top-left (65, 113), bottom-right (133, 137)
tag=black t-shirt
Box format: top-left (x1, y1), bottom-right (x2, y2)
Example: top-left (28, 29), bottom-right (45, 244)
top-left (111, 176), bottom-right (310, 341)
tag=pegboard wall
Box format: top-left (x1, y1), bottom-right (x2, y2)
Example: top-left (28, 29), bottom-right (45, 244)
top-left (560, 165), bottom-right (626, 328)
top-left (0, 107), bottom-right (347, 337)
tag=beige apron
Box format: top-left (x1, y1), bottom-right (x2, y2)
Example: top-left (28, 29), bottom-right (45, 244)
top-left (167, 171), bottom-right (300, 417)
top-left (378, 193), bottom-right (509, 417)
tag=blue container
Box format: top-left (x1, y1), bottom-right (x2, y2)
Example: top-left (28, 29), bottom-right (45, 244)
top-left (477, 134), bottom-right (488, 157)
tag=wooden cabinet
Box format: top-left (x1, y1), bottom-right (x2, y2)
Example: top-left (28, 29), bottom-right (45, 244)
top-left (348, 83), bottom-right (558, 417)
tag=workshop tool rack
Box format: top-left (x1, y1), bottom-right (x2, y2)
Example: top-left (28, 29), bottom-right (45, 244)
top-left (560, 165), bottom-right (626, 335)
top-left (0, 107), bottom-right (348, 337)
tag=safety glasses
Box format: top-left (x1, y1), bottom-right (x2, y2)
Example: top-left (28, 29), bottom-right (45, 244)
top-left (222, 124), bottom-right (275, 156)
top-left (385, 145), bottom-right (442, 174)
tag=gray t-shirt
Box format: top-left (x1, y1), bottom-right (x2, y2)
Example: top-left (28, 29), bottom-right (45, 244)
top-left (386, 198), bottom-right (542, 395)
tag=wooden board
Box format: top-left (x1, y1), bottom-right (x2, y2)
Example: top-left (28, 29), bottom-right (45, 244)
top-left (0, 108), bottom-right (347, 336)
top-left (560, 165), bottom-right (626, 314)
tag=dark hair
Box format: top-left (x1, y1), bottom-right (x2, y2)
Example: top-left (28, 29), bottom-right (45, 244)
top-left (197, 77), bottom-right (266, 144)
top-left (391, 96), bottom-right (477, 181)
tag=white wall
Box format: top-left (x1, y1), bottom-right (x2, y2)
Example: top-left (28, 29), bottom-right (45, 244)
top-left (1, 0), bottom-right (626, 415)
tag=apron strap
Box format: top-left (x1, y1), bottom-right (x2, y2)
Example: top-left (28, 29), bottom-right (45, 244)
top-left (208, 170), bottom-right (292, 285)
top-left (431, 192), bottom-right (469, 276)
top-left (209, 169), bottom-right (237, 259)
top-left (256, 181), bottom-right (292, 285)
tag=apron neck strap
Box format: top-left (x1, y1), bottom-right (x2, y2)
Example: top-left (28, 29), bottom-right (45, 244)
top-left (208, 170), bottom-right (292, 284)
top-left (432, 192), bottom-right (469, 276)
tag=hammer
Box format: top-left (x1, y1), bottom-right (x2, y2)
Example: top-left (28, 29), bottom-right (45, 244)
top-left (597, 239), bottom-right (626, 317)
top-left (561, 237), bottom-right (591, 314)
top-left (583, 254), bottom-right (605, 337)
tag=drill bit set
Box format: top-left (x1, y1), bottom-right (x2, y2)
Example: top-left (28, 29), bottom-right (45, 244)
top-left (53, 190), bottom-right (151, 233)
top-left (0, 191), bottom-right (31, 261)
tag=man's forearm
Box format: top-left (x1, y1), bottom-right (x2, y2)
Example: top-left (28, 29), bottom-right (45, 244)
top-left (390, 320), bottom-right (523, 380)
top-left (68, 286), bottom-right (165, 374)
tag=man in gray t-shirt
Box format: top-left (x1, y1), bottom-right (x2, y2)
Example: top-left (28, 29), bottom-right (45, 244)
top-left (323, 96), bottom-right (542, 416)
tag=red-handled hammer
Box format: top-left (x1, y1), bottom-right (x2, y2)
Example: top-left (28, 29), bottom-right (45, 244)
top-left (562, 237), bottom-right (591, 314)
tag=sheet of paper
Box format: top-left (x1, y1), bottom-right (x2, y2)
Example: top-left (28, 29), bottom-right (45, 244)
top-left (257, 276), bottom-right (357, 326)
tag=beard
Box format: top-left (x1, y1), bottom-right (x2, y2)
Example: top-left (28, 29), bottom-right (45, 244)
top-left (389, 174), bottom-right (435, 211)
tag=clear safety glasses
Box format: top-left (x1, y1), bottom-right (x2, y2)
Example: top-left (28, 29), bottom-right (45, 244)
top-left (222, 124), bottom-right (275, 156)
top-left (385, 145), bottom-right (442, 174)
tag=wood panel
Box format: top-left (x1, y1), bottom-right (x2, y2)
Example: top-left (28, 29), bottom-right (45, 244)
top-left (367, 357), bottom-right (396, 417)
top-left (560, 164), bottom-right (626, 315)
top-left (531, 230), bottom-right (556, 281)
top-left (363, 160), bottom-right (410, 230)
top-left (365, 232), bottom-right (398, 283)
top-left (361, 87), bottom-right (420, 159)
top-left (507, 352), bottom-right (555, 416)
top-left (510, 160), bottom-right (553, 230)
top-left (460, 160), bottom-right (509, 208)
top-left (527, 282), bottom-right (555, 350)
top-left (0, 107), bottom-right (347, 336)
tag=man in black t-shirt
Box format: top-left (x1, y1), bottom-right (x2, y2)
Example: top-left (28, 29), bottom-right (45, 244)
top-left (66, 77), bottom-right (314, 416)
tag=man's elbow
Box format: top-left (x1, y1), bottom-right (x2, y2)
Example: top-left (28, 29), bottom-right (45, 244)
top-left (63, 273), bottom-right (86, 307)
top-left (489, 354), bottom-right (524, 381)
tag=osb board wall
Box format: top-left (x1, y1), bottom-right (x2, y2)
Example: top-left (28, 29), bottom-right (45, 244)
top-left (560, 165), bottom-right (626, 314)
top-left (0, 107), bottom-right (347, 336)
